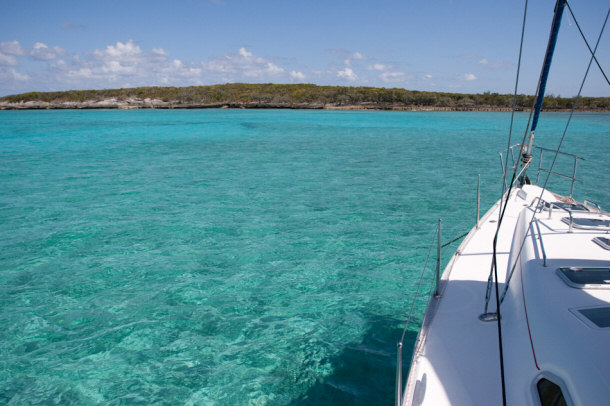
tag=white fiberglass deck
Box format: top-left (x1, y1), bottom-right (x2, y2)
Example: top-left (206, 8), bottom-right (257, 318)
top-left (404, 184), bottom-right (610, 406)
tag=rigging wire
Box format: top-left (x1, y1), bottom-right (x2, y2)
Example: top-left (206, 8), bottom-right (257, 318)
top-left (484, 0), bottom-right (533, 319)
top-left (484, 0), bottom-right (561, 315)
top-left (489, 0), bottom-right (569, 310)
top-left (442, 183), bottom-right (479, 250)
top-left (395, 227), bottom-right (437, 405)
top-left (566, 2), bottom-right (610, 86)
top-left (400, 4), bottom-right (607, 402)
top-left (399, 228), bottom-right (436, 344)
top-left (486, 1), bottom-right (532, 405)
top-left (397, 177), bottom-right (475, 360)
top-left (499, 6), bottom-right (610, 304)
top-left (400, 169), bottom-right (481, 335)
top-left (502, 0), bottom-right (530, 198)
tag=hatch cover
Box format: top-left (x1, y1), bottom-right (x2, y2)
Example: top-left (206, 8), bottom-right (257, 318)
top-left (561, 217), bottom-right (610, 230)
top-left (557, 267), bottom-right (610, 289)
top-left (578, 307), bottom-right (610, 328)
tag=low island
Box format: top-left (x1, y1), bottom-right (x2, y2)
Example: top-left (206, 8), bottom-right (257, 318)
top-left (1, 83), bottom-right (608, 112)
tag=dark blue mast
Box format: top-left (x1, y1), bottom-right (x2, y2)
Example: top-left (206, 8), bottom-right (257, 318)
top-left (520, 0), bottom-right (567, 184)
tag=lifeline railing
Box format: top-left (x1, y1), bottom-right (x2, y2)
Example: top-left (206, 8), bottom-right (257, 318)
top-left (395, 154), bottom-right (587, 405)
top-left (395, 176), bottom-right (479, 406)
top-left (499, 144), bottom-right (584, 198)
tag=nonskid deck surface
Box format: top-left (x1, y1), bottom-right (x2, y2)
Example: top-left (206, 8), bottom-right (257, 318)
top-left (405, 185), bottom-right (560, 406)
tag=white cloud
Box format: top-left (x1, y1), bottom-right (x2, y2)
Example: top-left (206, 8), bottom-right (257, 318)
top-left (343, 51), bottom-right (366, 67)
top-left (31, 42), bottom-right (66, 60)
top-left (204, 47), bottom-right (284, 80)
top-left (0, 67), bottom-right (30, 81)
top-left (290, 70), bottom-right (305, 81)
top-left (52, 59), bottom-right (67, 69)
top-left (63, 40), bottom-right (172, 82)
top-left (460, 73), bottom-right (477, 81)
top-left (46, 40), bottom-right (180, 87)
top-left (91, 45), bottom-right (137, 77)
top-left (205, 60), bottom-right (232, 74)
top-left (102, 60), bottom-right (136, 75)
top-left (94, 40), bottom-right (142, 61)
top-left (11, 69), bottom-right (29, 81)
top-left (238, 47), bottom-right (252, 58)
top-left (67, 67), bottom-right (94, 79)
top-left (478, 58), bottom-right (511, 69)
top-left (380, 71), bottom-right (411, 83)
top-left (367, 63), bottom-right (388, 71)
top-left (1, 40), bottom-right (209, 93)
top-left (4, 41), bottom-right (417, 94)
top-left (0, 52), bottom-right (18, 66)
top-left (165, 59), bottom-right (201, 77)
top-left (424, 74), bottom-right (433, 79)
top-left (265, 62), bottom-right (283, 75)
top-left (0, 40), bottom-right (26, 56)
top-left (337, 67), bottom-right (358, 81)
top-left (152, 48), bottom-right (169, 60)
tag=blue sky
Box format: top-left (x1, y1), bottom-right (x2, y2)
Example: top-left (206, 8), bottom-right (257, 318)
top-left (0, 0), bottom-right (608, 97)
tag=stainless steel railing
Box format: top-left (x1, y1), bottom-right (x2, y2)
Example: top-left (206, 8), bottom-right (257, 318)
top-left (499, 144), bottom-right (584, 197)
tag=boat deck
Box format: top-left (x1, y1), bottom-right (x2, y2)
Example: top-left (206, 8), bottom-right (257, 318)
top-left (404, 185), bottom-right (579, 405)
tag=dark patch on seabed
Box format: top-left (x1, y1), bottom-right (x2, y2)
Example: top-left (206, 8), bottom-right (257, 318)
top-left (289, 316), bottom-right (417, 406)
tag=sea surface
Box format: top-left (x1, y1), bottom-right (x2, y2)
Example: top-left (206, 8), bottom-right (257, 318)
top-left (1, 109), bottom-right (608, 405)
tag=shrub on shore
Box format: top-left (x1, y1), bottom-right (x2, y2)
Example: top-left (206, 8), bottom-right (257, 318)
top-left (1, 84), bottom-right (608, 111)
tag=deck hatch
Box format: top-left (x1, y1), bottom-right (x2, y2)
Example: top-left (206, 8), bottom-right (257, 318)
top-left (593, 237), bottom-right (610, 251)
top-left (543, 201), bottom-right (589, 212)
top-left (557, 267), bottom-right (610, 289)
top-left (536, 378), bottom-right (567, 406)
top-left (578, 307), bottom-right (610, 328)
top-left (561, 217), bottom-right (610, 230)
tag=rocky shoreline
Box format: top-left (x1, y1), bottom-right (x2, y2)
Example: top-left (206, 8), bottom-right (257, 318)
top-left (1, 97), bottom-right (608, 112)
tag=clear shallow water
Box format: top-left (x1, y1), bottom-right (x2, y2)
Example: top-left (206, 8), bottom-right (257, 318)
top-left (0, 109), bottom-right (608, 405)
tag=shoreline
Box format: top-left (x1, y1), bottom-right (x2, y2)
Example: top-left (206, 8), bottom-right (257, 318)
top-left (2, 84), bottom-right (608, 112)
top-left (1, 100), bottom-right (609, 113)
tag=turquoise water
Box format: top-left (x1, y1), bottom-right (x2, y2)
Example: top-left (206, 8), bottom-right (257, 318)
top-left (1, 110), bottom-right (608, 405)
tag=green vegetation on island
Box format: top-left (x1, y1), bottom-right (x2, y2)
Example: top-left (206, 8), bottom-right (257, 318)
top-left (1, 83), bottom-right (608, 111)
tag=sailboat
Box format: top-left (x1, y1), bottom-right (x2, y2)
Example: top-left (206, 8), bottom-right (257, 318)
top-left (397, 1), bottom-right (610, 405)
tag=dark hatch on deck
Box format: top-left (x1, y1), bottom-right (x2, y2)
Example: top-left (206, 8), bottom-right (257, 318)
top-left (578, 307), bottom-right (610, 328)
top-left (544, 202), bottom-right (589, 212)
top-left (593, 237), bottom-right (610, 251)
top-left (557, 267), bottom-right (610, 289)
top-left (561, 217), bottom-right (610, 229)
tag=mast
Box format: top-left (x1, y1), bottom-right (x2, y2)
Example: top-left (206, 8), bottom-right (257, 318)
top-left (520, 0), bottom-right (567, 185)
